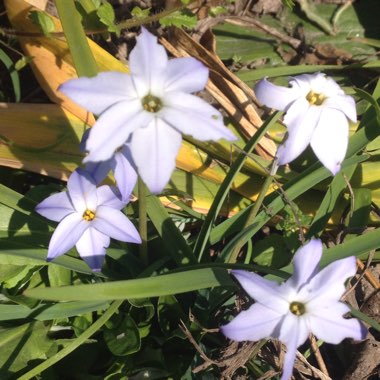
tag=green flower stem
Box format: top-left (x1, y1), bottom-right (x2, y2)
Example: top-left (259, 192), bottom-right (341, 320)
top-left (18, 300), bottom-right (123, 380)
top-left (138, 177), bottom-right (148, 265)
top-left (228, 159), bottom-right (279, 264)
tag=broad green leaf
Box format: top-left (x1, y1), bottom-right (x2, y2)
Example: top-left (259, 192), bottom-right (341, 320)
top-left (104, 315), bottom-right (141, 356)
top-left (146, 193), bottom-right (196, 265)
top-left (159, 9), bottom-right (197, 28)
top-left (0, 322), bottom-right (52, 378)
top-left (29, 10), bottom-right (55, 36)
top-left (157, 295), bottom-right (186, 338)
top-left (24, 268), bottom-right (235, 301)
top-left (97, 2), bottom-right (120, 35)
top-left (131, 6), bottom-right (151, 19)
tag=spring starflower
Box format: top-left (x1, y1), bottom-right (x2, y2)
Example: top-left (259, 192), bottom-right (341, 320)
top-left (59, 27), bottom-right (236, 193)
top-left (255, 73), bottom-right (356, 175)
top-left (82, 129), bottom-right (137, 203)
top-left (221, 239), bottom-right (366, 380)
top-left (35, 169), bottom-right (141, 271)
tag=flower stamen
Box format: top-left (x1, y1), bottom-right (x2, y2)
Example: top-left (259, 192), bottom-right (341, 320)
top-left (289, 301), bottom-right (306, 316)
top-left (142, 94), bottom-right (162, 113)
top-left (306, 91), bottom-right (326, 106)
top-left (83, 209), bottom-right (96, 221)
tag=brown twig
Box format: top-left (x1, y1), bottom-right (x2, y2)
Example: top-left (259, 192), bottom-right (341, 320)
top-left (309, 334), bottom-right (330, 378)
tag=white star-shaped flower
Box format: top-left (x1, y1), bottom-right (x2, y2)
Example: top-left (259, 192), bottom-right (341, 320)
top-left (59, 28), bottom-right (236, 193)
top-left (221, 239), bottom-right (366, 380)
top-left (255, 73), bottom-right (357, 174)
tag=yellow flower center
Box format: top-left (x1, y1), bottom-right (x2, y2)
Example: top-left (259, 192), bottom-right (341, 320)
top-left (306, 91), bottom-right (326, 106)
top-left (289, 301), bottom-right (306, 316)
top-left (82, 209), bottom-right (96, 221)
top-left (142, 94), bottom-right (163, 113)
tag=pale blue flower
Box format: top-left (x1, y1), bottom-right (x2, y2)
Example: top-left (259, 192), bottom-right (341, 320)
top-left (255, 73), bottom-right (356, 175)
top-left (221, 239), bottom-right (366, 380)
top-left (59, 27), bottom-right (236, 193)
top-left (35, 168), bottom-right (141, 271)
top-left (82, 129), bottom-right (137, 202)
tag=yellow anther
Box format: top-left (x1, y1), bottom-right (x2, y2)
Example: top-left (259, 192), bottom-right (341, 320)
top-left (306, 91), bottom-right (326, 106)
top-left (82, 209), bottom-right (96, 221)
top-left (289, 301), bottom-right (306, 316)
top-left (142, 94), bottom-right (163, 113)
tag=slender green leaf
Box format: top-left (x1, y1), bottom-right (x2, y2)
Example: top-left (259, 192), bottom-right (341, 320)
top-left (237, 62), bottom-right (380, 82)
top-left (194, 112), bottom-right (282, 261)
top-left (24, 268), bottom-right (234, 301)
top-left (307, 163), bottom-right (359, 238)
top-left (0, 301), bottom-right (109, 321)
top-left (55, 0), bottom-right (98, 77)
top-left (0, 48), bottom-right (20, 102)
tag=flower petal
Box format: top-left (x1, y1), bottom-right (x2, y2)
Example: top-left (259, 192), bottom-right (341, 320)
top-left (255, 78), bottom-right (300, 111)
top-left (85, 160), bottom-right (113, 185)
top-left (59, 72), bottom-right (137, 115)
top-left (276, 99), bottom-right (321, 165)
top-left (287, 239), bottom-right (322, 290)
top-left (221, 303), bottom-right (283, 342)
top-left (113, 148), bottom-right (138, 202)
top-left (324, 94), bottom-right (357, 123)
top-left (92, 206), bottom-right (141, 243)
top-left (164, 57), bottom-right (208, 93)
top-left (96, 185), bottom-right (125, 210)
top-left (67, 169), bottom-right (97, 212)
top-left (35, 191), bottom-right (73, 222)
top-left (306, 256), bottom-right (357, 305)
top-left (162, 92), bottom-right (236, 141)
top-left (231, 270), bottom-right (289, 313)
top-left (129, 27), bottom-right (168, 97)
top-left (84, 99), bottom-right (153, 162)
top-left (308, 304), bottom-right (367, 344)
top-left (278, 314), bottom-right (309, 380)
top-left (76, 227), bottom-right (110, 271)
top-left (310, 108), bottom-right (349, 175)
top-left (48, 213), bottom-right (89, 260)
top-left (131, 118), bottom-right (182, 194)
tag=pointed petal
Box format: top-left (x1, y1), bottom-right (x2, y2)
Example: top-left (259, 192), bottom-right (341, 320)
top-left (85, 160), bottom-right (112, 184)
top-left (306, 256), bottom-right (357, 305)
top-left (129, 27), bottom-right (168, 97)
top-left (96, 185), bottom-right (125, 210)
top-left (221, 303), bottom-right (283, 342)
top-left (67, 169), bottom-right (97, 212)
top-left (287, 239), bottom-right (322, 290)
top-left (276, 99), bottom-right (320, 165)
top-left (92, 206), bottom-right (141, 243)
top-left (310, 108), bottom-right (349, 175)
top-left (76, 227), bottom-right (110, 271)
top-left (35, 191), bottom-right (74, 222)
top-left (162, 92), bottom-right (236, 141)
top-left (113, 149), bottom-right (138, 202)
top-left (278, 315), bottom-right (308, 380)
top-left (59, 72), bottom-right (137, 115)
top-left (255, 78), bottom-right (300, 111)
top-left (48, 213), bottom-right (89, 259)
top-left (131, 118), bottom-right (182, 194)
top-left (324, 94), bottom-right (357, 123)
top-left (165, 57), bottom-right (208, 93)
top-left (308, 304), bottom-right (367, 344)
top-left (231, 270), bottom-right (289, 313)
top-left (84, 100), bottom-right (153, 162)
